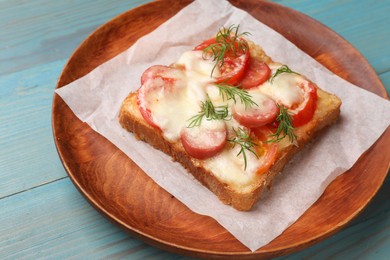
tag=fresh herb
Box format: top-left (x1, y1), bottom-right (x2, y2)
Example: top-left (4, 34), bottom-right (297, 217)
top-left (216, 83), bottom-right (258, 109)
top-left (187, 97), bottom-right (229, 128)
top-left (267, 104), bottom-right (297, 144)
top-left (203, 25), bottom-right (250, 77)
top-left (269, 65), bottom-right (300, 83)
top-left (228, 127), bottom-right (259, 170)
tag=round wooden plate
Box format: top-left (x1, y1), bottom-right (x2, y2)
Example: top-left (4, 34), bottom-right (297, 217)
top-left (52, 0), bottom-right (390, 258)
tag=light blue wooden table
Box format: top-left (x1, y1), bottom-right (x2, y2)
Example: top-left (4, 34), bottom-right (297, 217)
top-left (1, 0), bottom-right (389, 259)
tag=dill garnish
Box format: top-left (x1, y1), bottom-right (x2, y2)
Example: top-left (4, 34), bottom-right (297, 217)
top-left (202, 25), bottom-right (250, 77)
top-left (267, 104), bottom-right (297, 144)
top-left (216, 83), bottom-right (258, 109)
top-left (187, 97), bottom-right (229, 128)
top-left (228, 127), bottom-right (259, 170)
top-left (269, 65), bottom-right (300, 83)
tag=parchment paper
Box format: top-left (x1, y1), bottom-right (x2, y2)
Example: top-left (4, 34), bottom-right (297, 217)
top-left (55, 0), bottom-right (390, 252)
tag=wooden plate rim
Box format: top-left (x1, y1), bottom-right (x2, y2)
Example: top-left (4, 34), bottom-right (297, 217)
top-left (52, 0), bottom-right (389, 258)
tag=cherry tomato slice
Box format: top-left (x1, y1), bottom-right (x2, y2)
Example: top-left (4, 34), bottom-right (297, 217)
top-left (255, 143), bottom-right (278, 175)
top-left (217, 53), bottom-right (249, 85)
top-left (193, 37), bottom-right (216, 51)
top-left (240, 58), bottom-right (271, 89)
top-left (137, 85), bottom-right (160, 129)
top-left (137, 65), bottom-right (185, 129)
top-left (251, 126), bottom-right (278, 175)
top-left (263, 71), bottom-right (318, 128)
top-left (194, 37), bottom-right (250, 85)
top-left (180, 120), bottom-right (227, 160)
top-left (232, 91), bottom-right (279, 128)
top-left (290, 82), bottom-right (318, 127)
top-left (141, 65), bottom-right (183, 85)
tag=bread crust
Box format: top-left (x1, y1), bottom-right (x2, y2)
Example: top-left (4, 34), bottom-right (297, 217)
top-left (118, 40), bottom-right (342, 211)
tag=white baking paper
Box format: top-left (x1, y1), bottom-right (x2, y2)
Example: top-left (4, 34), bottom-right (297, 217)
top-left (55, 0), bottom-right (390, 252)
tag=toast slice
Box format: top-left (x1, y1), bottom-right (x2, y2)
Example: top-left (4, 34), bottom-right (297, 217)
top-left (119, 30), bottom-right (341, 211)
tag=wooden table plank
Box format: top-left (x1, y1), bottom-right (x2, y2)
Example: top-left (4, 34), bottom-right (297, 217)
top-left (0, 61), bottom-right (67, 198)
top-left (0, 0), bottom-right (151, 198)
top-left (0, 178), bottom-right (185, 259)
top-left (0, 0), bottom-right (152, 76)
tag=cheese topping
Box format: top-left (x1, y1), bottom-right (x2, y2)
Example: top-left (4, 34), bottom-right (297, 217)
top-left (204, 145), bottom-right (261, 189)
top-left (144, 53), bottom-right (306, 189)
top-left (177, 50), bottom-right (221, 78)
top-left (150, 83), bottom-right (201, 141)
top-left (234, 88), bottom-right (273, 115)
top-left (149, 51), bottom-right (218, 141)
top-left (184, 119), bottom-right (226, 148)
top-left (260, 65), bottom-right (305, 108)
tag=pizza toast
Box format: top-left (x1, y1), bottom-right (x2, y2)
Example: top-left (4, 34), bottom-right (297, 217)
top-left (119, 25), bottom-right (341, 211)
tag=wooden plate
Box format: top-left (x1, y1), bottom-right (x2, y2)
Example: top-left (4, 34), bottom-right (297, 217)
top-left (52, 0), bottom-right (390, 258)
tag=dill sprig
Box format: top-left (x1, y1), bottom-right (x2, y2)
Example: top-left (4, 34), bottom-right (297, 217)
top-left (216, 83), bottom-right (258, 109)
top-left (269, 65), bottom-right (300, 83)
top-left (203, 25), bottom-right (250, 77)
top-left (267, 105), bottom-right (297, 144)
top-left (187, 97), bottom-right (229, 128)
top-left (228, 127), bottom-right (259, 170)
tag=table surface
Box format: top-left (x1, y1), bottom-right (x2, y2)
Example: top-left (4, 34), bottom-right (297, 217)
top-left (1, 0), bottom-right (389, 259)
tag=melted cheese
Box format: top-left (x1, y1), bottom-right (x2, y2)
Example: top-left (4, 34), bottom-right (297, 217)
top-left (150, 51), bottom-right (216, 141)
top-left (205, 84), bottom-right (235, 107)
top-left (260, 65), bottom-right (305, 108)
top-left (177, 50), bottom-right (221, 78)
top-left (146, 53), bottom-right (308, 189)
top-left (150, 84), bottom-right (202, 141)
top-left (204, 145), bottom-right (260, 189)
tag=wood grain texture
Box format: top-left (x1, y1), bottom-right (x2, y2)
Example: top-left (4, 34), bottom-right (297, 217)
top-left (0, 178), bottom-right (184, 259)
top-left (52, 0), bottom-right (390, 258)
top-left (0, 0), bottom-right (389, 259)
top-left (274, 0), bottom-right (390, 75)
top-left (0, 0), bottom-right (153, 199)
top-left (0, 0), bottom-right (151, 76)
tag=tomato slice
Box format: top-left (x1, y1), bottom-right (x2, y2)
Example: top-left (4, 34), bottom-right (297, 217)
top-left (255, 143), bottom-right (278, 175)
top-left (290, 81), bottom-right (318, 127)
top-left (137, 65), bottom-right (185, 129)
top-left (216, 53), bottom-right (249, 85)
top-left (193, 37), bottom-right (216, 51)
top-left (137, 85), bottom-right (160, 129)
top-left (194, 37), bottom-right (249, 85)
top-left (232, 91), bottom-right (279, 128)
top-left (251, 126), bottom-right (278, 175)
top-left (180, 120), bottom-right (227, 159)
top-left (240, 58), bottom-right (271, 89)
top-left (262, 71), bottom-right (318, 128)
top-left (140, 65), bottom-right (184, 85)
